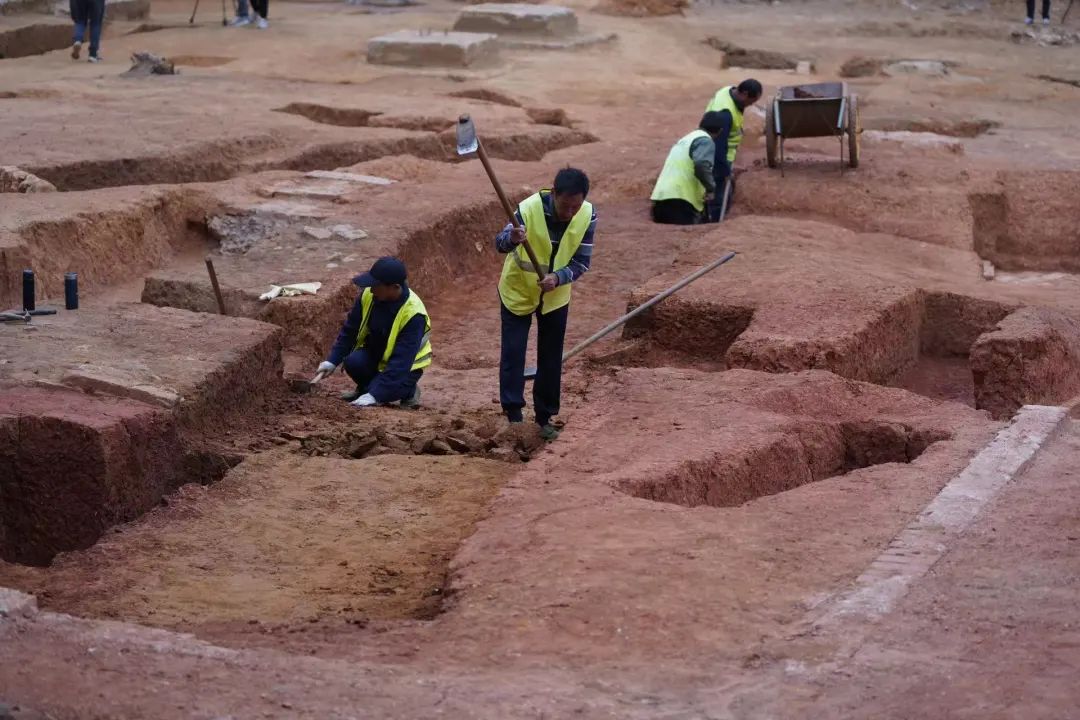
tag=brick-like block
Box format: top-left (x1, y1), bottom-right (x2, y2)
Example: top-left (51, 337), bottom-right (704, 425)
top-left (452, 3), bottom-right (578, 36)
top-left (366, 30), bottom-right (498, 68)
top-left (0, 386), bottom-right (182, 566)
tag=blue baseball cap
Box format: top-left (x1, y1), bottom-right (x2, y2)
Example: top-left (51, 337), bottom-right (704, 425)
top-left (353, 256), bottom-right (407, 287)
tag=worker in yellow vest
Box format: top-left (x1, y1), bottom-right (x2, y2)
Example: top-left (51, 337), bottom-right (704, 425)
top-left (495, 168), bottom-right (596, 442)
top-left (314, 257), bottom-right (432, 408)
top-left (650, 111), bottom-right (731, 225)
top-left (704, 78), bottom-right (763, 221)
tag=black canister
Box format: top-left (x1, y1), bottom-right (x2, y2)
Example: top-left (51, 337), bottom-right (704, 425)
top-left (64, 272), bottom-right (79, 310)
top-left (22, 269), bottom-right (35, 311)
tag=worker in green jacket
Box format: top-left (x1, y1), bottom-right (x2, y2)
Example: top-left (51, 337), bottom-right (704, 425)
top-left (650, 111), bottom-right (730, 225)
top-left (704, 78), bottom-right (763, 221)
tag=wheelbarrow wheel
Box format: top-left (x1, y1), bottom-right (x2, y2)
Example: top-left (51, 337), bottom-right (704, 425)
top-left (846, 94), bottom-right (861, 169)
top-left (765, 101), bottom-right (779, 169)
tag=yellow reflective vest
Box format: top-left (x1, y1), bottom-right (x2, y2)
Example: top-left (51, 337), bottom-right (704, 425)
top-left (705, 85), bottom-right (745, 164)
top-left (353, 288), bottom-right (433, 371)
top-left (498, 191), bottom-right (593, 316)
top-left (650, 129), bottom-right (711, 212)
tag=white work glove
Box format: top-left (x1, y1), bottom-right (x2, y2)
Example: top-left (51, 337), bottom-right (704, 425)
top-left (350, 393), bottom-right (378, 407)
top-left (311, 361), bottom-right (338, 384)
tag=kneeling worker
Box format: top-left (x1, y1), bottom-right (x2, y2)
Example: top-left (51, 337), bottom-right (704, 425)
top-left (650, 111), bottom-right (730, 225)
top-left (703, 78), bottom-right (762, 221)
top-left (313, 257), bottom-right (432, 408)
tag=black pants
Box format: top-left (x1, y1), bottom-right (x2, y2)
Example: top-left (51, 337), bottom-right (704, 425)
top-left (499, 301), bottom-right (568, 426)
top-left (342, 348), bottom-right (421, 403)
top-left (651, 199), bottom-right (702, 225)
top-left (251, 0), bottom-right (268, 18)
top-left (1026, 0), bottom-right (1050, 18)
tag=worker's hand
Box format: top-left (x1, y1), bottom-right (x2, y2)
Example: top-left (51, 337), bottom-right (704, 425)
top-left (311, 360), bottom-right (339, 384)
top-left (509, 226), bottom-right (527, 245)
top-left (538, 273), bottom-right (559, 293)
top-left (350, 393), bottom-right (378, 408)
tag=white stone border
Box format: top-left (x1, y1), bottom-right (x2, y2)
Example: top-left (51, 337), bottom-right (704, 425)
top-left (812, 404), bottom-right (1068, 627)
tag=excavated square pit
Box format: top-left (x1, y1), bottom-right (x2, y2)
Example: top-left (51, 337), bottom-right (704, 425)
top-left (452, 3), bottom-right (579, 36)
top-left (0, 453), bottom-right (512, 638)
top-left (366, 30), bottom-right (499, 68)
top-left (0, 304), bottom-right (284, 565)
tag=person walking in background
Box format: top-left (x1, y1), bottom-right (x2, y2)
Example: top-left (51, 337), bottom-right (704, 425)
top-left (228, 0), bottom-right (269, 28)
top-left (1025, 0), bottom-right (1051, 24)
top-left (70, 0), bottom-right (105, 63)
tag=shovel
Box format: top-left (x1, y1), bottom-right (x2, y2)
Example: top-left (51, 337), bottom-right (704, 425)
top-left (455, 115), bottom-right (547, 286)
top-left (522, 251), bottom-right (738, 379)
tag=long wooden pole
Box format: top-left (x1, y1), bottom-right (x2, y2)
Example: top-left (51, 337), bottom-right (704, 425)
top-left (473, 139), bottom-right (547, 284)
top-left (205, 257), bottom-right (227, 315)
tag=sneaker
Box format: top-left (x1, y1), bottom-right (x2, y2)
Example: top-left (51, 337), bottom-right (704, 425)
top-left (255, 16), bottom-right (269, 28)
top-left (71, 41), bottom-right (81, 59)
top-left (228, 15), bottom-right (251, 26)
top-left (400, 386), bottom-right (421, 410)
top-left (1025, 16), bottom-right (1034, 23)
top-left (1043, 16), bottom-right (1050, 24)
top-left (88, 54), bottom-right (101, 63)
top-left (339, 386), bottom-right (363, 402)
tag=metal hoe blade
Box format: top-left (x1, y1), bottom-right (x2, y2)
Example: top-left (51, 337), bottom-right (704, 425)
top-left (456, 114), bottom-right (478, 156)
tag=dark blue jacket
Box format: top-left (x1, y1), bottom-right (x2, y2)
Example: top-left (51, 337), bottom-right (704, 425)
top-left (327, 283), bottom-right (426, 399)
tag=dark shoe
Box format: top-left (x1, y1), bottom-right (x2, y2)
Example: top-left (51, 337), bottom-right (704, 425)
top-left (400, 386), bottom-right (421, 409)
top-left (538, 423), bottom-right (560, 442)
top-left (339, 386), bottom-right (363, 402)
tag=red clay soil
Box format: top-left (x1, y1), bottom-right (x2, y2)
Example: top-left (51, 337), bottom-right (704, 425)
top-left (971, 307), bottom-right (1080, 419)
top-left (1, 453), bottom-right (511, 631)
top-left (0, 386), bottom-right (180, 566)
top-left (971, 170), bottom-right (1080, 272)
top-left (752, 420), bottom-right (1080, 719)
top-left (0, 186), bottom-right (223, 308)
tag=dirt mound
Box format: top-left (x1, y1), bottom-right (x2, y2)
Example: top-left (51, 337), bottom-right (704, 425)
top-left (526, 107), bottom-right (572, 127)
top-left (865, 117), bottom-right (997, 138)
top-left (595, 0), bottom-right (687, 17)
top-left (704, 38), bottom-right (797, 70)
top-left (448, 88), bottom-right (522, 107)
top-left (839, 56), bottom-right (885, 78)
top-left (296, 417), bottom-right (544, 462)
top-left (344, 154), bottom-right (450, 182)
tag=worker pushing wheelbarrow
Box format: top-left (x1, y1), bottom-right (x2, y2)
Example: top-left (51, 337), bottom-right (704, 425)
top-left (765, 81), bottom-right (861, 174)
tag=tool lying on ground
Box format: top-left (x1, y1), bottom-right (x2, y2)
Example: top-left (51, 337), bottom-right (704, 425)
top-left (1, 308), bottom-right (57, 323)
top-left (456, 115), bottom-right (547, 288)
top-left (523, 251), bottom-right (738, 379)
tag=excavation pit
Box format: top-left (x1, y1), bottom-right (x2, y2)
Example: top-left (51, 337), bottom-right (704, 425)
top-left (601, 368), bottom-right (971, 509)
top-left (366, 30), bottom-right (499, 68)
top-left (0, 18), bottom-right (69, 59)
top-left (0, 454), bottom-right (512, 638)
top-left (0, 304), bottom-right (284, 564)
top-left (970, 171), bottom-right (1080, 273)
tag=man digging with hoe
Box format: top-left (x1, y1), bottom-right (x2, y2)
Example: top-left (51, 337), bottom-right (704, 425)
top-left (495, 168), bottom-right (597, 442)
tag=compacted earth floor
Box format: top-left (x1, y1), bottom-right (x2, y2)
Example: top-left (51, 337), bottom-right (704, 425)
top-left (2, 0), bottom-right (1080, 716)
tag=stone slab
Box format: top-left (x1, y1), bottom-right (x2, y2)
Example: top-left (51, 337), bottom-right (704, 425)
top-left (0, 0), bottom-right (52, 15)
top-left (452, 3), bottom-right (577, 36)
top-left (0, 586), bottom-right (36, 618)
top-left (498, 31), bottom-right (616, 50)
top-left (305, 170), bottom-right (394, 185)
top-left (367, 30), bottom-right (499, 68)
